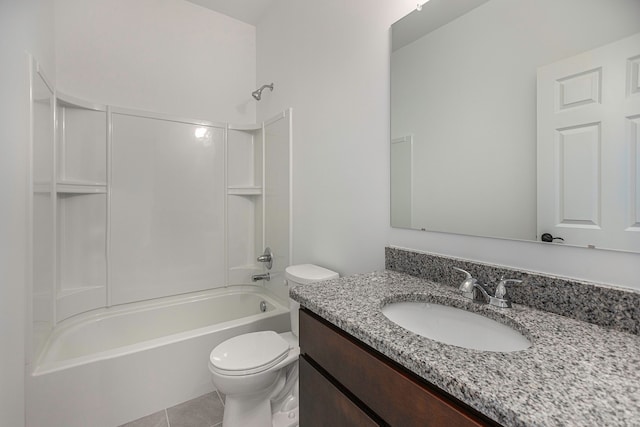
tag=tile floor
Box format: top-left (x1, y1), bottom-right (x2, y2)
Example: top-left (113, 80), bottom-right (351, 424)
top-left (118, 391), bottom-right (225, 427)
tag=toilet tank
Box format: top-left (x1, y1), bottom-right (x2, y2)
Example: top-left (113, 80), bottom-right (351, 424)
top-left (285, 264), bottom-right (339, 337)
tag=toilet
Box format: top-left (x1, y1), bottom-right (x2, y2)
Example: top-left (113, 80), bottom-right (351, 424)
top-left (208, 264), bottom-right (339, 427)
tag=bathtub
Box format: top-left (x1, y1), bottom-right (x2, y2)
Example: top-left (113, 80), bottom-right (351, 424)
top-left (26, 285), bottom-right (290, 427)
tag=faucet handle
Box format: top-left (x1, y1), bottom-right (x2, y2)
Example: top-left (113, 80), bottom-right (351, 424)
top-left (453, 267), bottom-right (477, 293)
top-left (257, 247), bottom-right (273, 270)
top-left (495, 277), bottom-right (522, 299)
top-left (453, 267), bottom-right (471, 278)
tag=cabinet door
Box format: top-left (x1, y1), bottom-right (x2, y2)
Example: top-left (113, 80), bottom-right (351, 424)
top-left (300, 356), bottom-right (380, 427)
top-left (300, 309), bottom-right (497, 427)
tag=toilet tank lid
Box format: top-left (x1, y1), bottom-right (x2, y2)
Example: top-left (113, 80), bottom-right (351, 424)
top-left (285, 264), bottom-right (339, 284)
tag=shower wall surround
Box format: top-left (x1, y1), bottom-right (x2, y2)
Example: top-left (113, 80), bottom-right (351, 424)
top-left (385, 247), bottom-right (640, 335)
top-left (30, 68), bottom-right (292, 362)
top-left (109, 113), bottom-right (226, 306)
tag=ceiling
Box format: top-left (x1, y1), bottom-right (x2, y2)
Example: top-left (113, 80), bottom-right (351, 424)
top-left (392, 0), bottom-right (490, 51)
top-left (184, 0), bottom-right (276, 26)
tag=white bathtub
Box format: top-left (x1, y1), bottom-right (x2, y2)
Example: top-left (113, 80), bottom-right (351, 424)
top-left (27, 285), bottom-right (290, 427)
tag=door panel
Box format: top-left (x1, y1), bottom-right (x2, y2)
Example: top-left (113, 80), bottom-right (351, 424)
top-left (537, 32), bottom-right (640, 251)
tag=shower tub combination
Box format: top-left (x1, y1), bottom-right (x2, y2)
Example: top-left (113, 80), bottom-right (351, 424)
top-left (27, 285), bottom-right (289, 427)
top-left (28, 61), bottom-right (295, 427)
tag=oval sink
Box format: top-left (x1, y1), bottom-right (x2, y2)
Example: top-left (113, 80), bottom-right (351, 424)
top-left (382, 301), bottom-right (531, 352)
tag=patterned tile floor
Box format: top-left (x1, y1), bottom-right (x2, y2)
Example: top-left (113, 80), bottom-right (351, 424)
top-left (118, 391), bottom-right (225, 427)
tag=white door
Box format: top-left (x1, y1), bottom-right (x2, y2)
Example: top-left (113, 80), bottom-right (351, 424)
top-left (537, 32), bottom-right (640, 252)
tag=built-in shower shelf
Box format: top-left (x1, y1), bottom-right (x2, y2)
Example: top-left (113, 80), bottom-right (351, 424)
top-left (228, 264), bottom-right (263, 285)
top-left (57, 285), bottom-right (105, 299)
top-left (57, 92), bottom-right (107, 112)
top-left (57, 285), bottom-right (107, 322)
top-left (57, 181), bottom-right (107, 194)
top-left (228, 123), bottom-right (261, 131)
top-left (227, 186), bottom-right (262, 196)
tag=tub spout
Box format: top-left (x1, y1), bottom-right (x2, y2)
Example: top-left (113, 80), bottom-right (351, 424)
top-left (252, 273), bottom-right (270, 282)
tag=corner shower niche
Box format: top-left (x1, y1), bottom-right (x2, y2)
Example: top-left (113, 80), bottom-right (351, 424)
top-left (55, 94), bottom-right (108, 321)
top-left (227, 124), bottom-right (265, 284)
top-left (226, 112), bottom-right (292, 292)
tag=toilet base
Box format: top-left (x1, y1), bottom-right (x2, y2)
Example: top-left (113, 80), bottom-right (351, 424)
top-left (223, 392), bottom-right (273, 427)
top-left (272, 406), bottom-right (298, 427)
top-left (221, 393), bottom-right (298, 427)
top-left (219, 365), bottom-right (298, 427)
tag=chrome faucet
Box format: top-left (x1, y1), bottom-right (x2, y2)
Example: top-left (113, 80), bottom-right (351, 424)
top-left (252, 272), bottom-right (270, 282)
top-left (257, 247), bottom-right (273, 270)
top-left (453, 268), bottom-right (521, 308)
top-left (489, 276), bottom-right (522, 308)
top-left (453, 267), bottom-right (478, 298)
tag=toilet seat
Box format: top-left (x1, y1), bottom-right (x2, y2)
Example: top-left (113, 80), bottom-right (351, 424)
top-left (209, 331), bottom-right (291, 376)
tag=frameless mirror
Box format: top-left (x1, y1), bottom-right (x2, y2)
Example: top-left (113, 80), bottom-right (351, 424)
top-left (390, 0), bottom-right (640, 253)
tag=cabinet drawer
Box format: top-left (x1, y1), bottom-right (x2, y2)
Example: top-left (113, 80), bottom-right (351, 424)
top-left (299, 309), bottom-right (498, 427)
top-left (300, 356), bottom-right (380, 427)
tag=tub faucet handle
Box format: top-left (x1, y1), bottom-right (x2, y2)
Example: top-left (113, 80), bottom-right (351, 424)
top-left (257, 247), bottom-right (273, 270)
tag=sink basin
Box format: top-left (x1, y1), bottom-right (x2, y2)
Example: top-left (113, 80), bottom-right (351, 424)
top-left (382, 301), bottom-right (531, 352)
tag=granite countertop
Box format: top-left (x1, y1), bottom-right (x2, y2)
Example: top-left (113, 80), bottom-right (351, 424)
top-left (290, 270), bottom-right (640, 427)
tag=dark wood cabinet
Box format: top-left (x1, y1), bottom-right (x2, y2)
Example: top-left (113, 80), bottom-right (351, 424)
top-left (299, 357), bottom-right (380, 426)
top-left (299, 308), bottom-right (500, 427)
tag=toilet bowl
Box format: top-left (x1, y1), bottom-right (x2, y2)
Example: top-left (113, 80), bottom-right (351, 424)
top-left (209, 331), bottom-right (300, 427)
top-left (208, 264), bottom-right (338, 427)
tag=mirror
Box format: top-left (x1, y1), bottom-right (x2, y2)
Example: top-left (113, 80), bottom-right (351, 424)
top-left (390, 0), bottom-right (640, 253)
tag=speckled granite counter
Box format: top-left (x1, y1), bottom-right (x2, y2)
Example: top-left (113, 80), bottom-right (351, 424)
top-left (290, 270), bottom-right (640, 427)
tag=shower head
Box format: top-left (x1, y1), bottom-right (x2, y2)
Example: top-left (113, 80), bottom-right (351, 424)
top-left (252, 83), bottom-right (274, 101)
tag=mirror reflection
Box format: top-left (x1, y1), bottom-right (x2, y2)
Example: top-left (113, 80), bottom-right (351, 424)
top-left (390, 0), bottom-right (640, 253)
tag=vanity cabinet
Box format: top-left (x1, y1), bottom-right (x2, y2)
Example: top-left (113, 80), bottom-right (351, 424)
top-left (299, 308), bottom-right (500, 427)
top-left (300, 357), bottom-right (380, 426)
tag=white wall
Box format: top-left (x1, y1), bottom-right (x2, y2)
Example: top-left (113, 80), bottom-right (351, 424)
top-left (256, 0), bottom-right (417, 275)
top-left (0, 0), bottom-right (56, 424)
top-left (256, 0), bottom-right (640, 291)
top-left (55, 0), bottom-right (257, 123)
